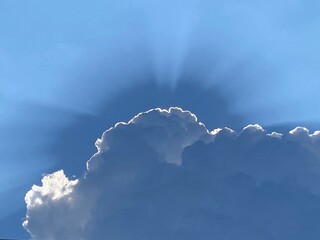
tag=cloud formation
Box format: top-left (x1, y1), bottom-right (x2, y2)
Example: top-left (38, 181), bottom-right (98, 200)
top-left (24, 108), bottom-right (320, 240)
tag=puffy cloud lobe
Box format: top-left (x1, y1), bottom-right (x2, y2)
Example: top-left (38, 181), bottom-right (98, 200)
top-left (23, 171), bottom-right (91, 240)
top-left (91, 108), bottom-right (210, 168)
top-left (24, 107), bottom-right (320, 239)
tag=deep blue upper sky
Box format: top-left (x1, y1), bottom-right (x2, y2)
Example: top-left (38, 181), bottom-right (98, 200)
top-left (1, 0), bottom-right (320, 238)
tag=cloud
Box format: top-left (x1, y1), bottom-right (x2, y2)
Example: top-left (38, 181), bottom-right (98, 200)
top-left (24, 107), bottom-right (320, 239)
top-left (23, 171), bottom-right (90, 239)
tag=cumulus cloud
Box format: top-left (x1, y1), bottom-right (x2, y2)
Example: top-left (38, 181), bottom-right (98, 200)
top-left (24, 107), bottom-right (320, 240)
top-left (23, 170), bottom-right (91, 239)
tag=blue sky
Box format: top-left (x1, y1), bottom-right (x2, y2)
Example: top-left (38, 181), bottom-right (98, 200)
top-left (1, 0), bottom-right (320, 238)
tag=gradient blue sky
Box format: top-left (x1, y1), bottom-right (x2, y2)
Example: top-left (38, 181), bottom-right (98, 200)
top-left (1, 0), bottom-right (320, 238)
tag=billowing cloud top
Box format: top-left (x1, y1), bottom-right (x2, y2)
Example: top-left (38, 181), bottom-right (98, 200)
top-left (24, 107), bottom-right (320, 240)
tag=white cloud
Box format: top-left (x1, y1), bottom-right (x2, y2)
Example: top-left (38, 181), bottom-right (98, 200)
top-left (24, 170), bottom-right (78, 208)
top-left (23, 171), bottom-right (91, 240)
top-left (24, 107), bottom-right (320, 240)
top-left (268, 131), bottom-right (283, 139)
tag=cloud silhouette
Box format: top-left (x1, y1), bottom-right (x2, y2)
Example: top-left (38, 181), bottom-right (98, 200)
top-left (24, 108), bottom-right (320, 240)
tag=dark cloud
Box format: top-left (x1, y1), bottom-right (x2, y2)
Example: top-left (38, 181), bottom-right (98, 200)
top-left (24, 108), bottom-right (320, 239)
